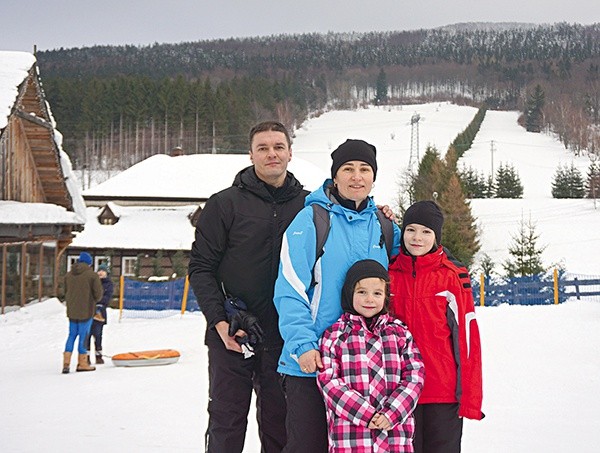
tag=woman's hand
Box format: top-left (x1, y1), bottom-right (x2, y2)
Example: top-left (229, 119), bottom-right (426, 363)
top-left (298, 349), bottom-right (323, 373)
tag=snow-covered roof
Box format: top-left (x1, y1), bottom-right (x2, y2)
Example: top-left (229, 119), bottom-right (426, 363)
top-left (70, 205), bottom-right (198, 250)
top-left (0, 50), bottom-right (86, 225)
top-left (0, 201), bottom-right (83, 225)
top-left (0, 51), bottom-right (35, 131)
top-left (83, 153), bottom-right (327, 200)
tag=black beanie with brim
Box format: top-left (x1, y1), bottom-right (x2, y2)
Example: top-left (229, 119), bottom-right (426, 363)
top-left (341, 259), bottom-right (390, 315)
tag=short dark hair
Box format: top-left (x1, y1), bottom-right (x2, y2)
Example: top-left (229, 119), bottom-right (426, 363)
top-left (249, 121), bottom-right (291, 148)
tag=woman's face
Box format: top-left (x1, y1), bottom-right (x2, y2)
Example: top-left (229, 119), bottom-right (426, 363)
top-left (333, 161), bottom-right (374, 207)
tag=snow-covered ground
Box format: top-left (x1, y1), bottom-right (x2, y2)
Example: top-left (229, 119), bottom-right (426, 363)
top-left (3, 103), bottom-right (600, 452)
top-left (2, 298), bottom-right (599, 452)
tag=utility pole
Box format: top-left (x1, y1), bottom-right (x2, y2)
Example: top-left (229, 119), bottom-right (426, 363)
top-left (490, 140), bottom-right (496, 181)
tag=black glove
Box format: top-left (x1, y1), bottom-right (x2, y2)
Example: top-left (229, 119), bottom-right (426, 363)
top-left (227, 310), bottom-right (264, 346)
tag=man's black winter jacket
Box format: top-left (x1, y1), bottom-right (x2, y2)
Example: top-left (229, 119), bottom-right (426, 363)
top-left (188, 166), bottom-right (308, 348)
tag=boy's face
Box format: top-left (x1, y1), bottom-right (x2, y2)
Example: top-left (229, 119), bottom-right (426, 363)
top-left (352, 277), bottom-right (386, 318)
top-left (403, 223), bottom-right (436, 256)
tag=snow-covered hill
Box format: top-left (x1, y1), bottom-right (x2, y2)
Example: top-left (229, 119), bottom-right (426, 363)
top-left (293, 103), bottom-right (600, 275)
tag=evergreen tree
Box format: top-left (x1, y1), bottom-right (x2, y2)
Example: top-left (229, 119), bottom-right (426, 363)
top-left (551, 163), bottom-right (585, 198)
top-left (374, 67), bottom-right (388, 105)
top-left (152, 250), bottom-right (164, 277)
top-left (494, 163), bottom-right (523, 198)
top-left (438, 174), bottom-right (480, 268)
top-left (458, 165), bottom-right (488, 198)
top-left (585, 160), bottom-right (600, 199)
top-left (503, 217), bottom-right (546, 277)
top-left (412, 146), bottom-right (448, 202)
top-left (477, 253), bottom-right (496, 279)
top-left (171, 250), bottom-right (186, 278)
top-left (525, 84), bottom-right (545, 132)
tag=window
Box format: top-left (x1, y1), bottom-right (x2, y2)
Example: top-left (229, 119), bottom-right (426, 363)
top-left (122, 257), bottom-right (137, 277)
top-left (66, 255), bottom-right (79, 272)
top-left (94, 256), bottom-right (110, 271)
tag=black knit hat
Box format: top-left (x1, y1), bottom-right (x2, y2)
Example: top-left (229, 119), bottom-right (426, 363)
top-left (402, 200), bottom-right (444, 248)
top-left (331, 139), bottom-right (378, 181)
top-left (341, 259), bottom-right (390, 315)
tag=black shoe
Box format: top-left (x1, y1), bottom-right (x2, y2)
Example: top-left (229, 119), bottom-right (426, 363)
top-left (62, 366), bottom-right (69, 374)
top-left (96, 354), bottom-right (104, 365)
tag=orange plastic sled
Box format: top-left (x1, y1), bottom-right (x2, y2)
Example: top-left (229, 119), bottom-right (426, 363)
top-left (111, 349), bottom-right (180, 367)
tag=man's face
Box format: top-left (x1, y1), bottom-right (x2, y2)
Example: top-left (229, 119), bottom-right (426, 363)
top-left (249, 130), bottom-right (292, 187)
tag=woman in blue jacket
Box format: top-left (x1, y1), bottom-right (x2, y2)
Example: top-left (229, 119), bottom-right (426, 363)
top-left (274, 139), bottom-right (401, 452)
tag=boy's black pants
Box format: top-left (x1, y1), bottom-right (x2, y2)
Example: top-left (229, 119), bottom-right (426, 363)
top-left (413, 403), bottom-right (464, 453)
top-left (205, 331), bottom-right (286, 453)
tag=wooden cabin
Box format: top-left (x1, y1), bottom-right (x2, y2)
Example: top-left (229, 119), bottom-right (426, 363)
top-left (0, 51), bottom-right (86, 313)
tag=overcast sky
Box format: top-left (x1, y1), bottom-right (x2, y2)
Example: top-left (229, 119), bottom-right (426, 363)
top-left (2, 0), bottom-right (599, 52)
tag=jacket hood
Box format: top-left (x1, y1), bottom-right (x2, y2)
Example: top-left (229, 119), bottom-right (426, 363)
top-left (233, 166), bottom-right (304, 202)
top-left (341, 259), bottom-right (390, 316)
top-left (70, 262), bottom-right (90, 275)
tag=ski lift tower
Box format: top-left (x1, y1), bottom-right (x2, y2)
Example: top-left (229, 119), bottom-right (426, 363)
top-left (408, 112), bottom-right (421, 172)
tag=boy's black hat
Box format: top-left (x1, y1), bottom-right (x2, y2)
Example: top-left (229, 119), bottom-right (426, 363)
top-left (341, 259), bottom-right (390, 315)
top-left (330, 139), bottom-right (378, 181)
top-left (402, 200), bottom-right (444, 247)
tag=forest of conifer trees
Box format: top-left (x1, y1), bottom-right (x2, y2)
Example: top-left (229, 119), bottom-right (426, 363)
top-left (36, 23), bottom-right (600, 171)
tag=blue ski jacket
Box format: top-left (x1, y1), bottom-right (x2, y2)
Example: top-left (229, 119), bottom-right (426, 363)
top-left (274, 179), bottom-right (401, 377)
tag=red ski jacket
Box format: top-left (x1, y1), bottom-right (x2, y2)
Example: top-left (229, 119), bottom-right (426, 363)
top-left (389, 246), bottom-right (484, 420)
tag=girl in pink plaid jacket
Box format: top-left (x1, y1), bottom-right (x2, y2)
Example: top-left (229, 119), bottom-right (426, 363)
top-left (317, 260), bottom-right (425, 452)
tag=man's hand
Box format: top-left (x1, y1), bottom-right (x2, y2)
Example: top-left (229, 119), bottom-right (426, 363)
top-left (215, 321), bottom-right (243, 353)
top-left (298, 349), bottom-right (323, 373)
top-left (228, 311), bottom-right (264, 345)
top-left (377, 204), bottom-right (397, 222)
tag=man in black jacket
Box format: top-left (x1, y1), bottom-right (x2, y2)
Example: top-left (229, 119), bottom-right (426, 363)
top-left (189, 121), bottom-right (308, 453)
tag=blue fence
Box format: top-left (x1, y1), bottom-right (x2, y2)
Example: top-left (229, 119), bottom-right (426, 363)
top-left (472, 272), bottom-right (600, 306)
top-left (123, 277), bottom-right (199, 312)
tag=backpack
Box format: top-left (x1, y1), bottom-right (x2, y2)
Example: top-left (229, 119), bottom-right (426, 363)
top-left (309, 204), bottom-right (394, 288)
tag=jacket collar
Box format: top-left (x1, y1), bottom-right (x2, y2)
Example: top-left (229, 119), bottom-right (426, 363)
top-left (393, 245), bottom-right (444, 272)
top-left (233, 166), bottom-right (304, 202)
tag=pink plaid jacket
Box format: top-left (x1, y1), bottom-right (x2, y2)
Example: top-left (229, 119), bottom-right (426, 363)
top-left (318, 313), bottom-right (425, 452)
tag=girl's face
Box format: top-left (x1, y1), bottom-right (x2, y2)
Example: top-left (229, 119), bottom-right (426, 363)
top-left (352, 277), bottom-right (386, 318)
top-left (403, 223), bottom-right (436, 256)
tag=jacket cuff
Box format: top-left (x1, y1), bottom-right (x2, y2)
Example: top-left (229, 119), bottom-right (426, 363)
top-left (458, 406), bottom-right (484, 420)
top-left (295, 342), bottom-right (319, 358)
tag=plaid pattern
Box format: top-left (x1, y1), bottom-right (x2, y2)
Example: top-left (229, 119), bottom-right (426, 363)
top-left (318, 313), bottom-right (425, 452)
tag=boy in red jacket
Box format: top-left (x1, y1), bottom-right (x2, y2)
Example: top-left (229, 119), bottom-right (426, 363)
top-left (389, 201), bottom-right (484, 453)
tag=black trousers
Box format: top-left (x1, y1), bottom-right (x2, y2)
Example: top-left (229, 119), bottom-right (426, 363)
top-left (281, 375), bottom-right (328, 453)
top-left (205, 334), bottom-right (287, 453)
top-left (84, 320), bottom-right (104, 353)
top-left (413, 403), bottom-right (463, 453)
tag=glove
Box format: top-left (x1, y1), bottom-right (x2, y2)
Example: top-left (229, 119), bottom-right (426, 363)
top-left (227, 310), bottom-right (264, 346)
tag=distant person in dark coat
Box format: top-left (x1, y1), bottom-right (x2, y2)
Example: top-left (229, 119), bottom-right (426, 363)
top-left (62, 252), bottom-right (103, 374)
top-left (85, 264), bottom-right (114, 365)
